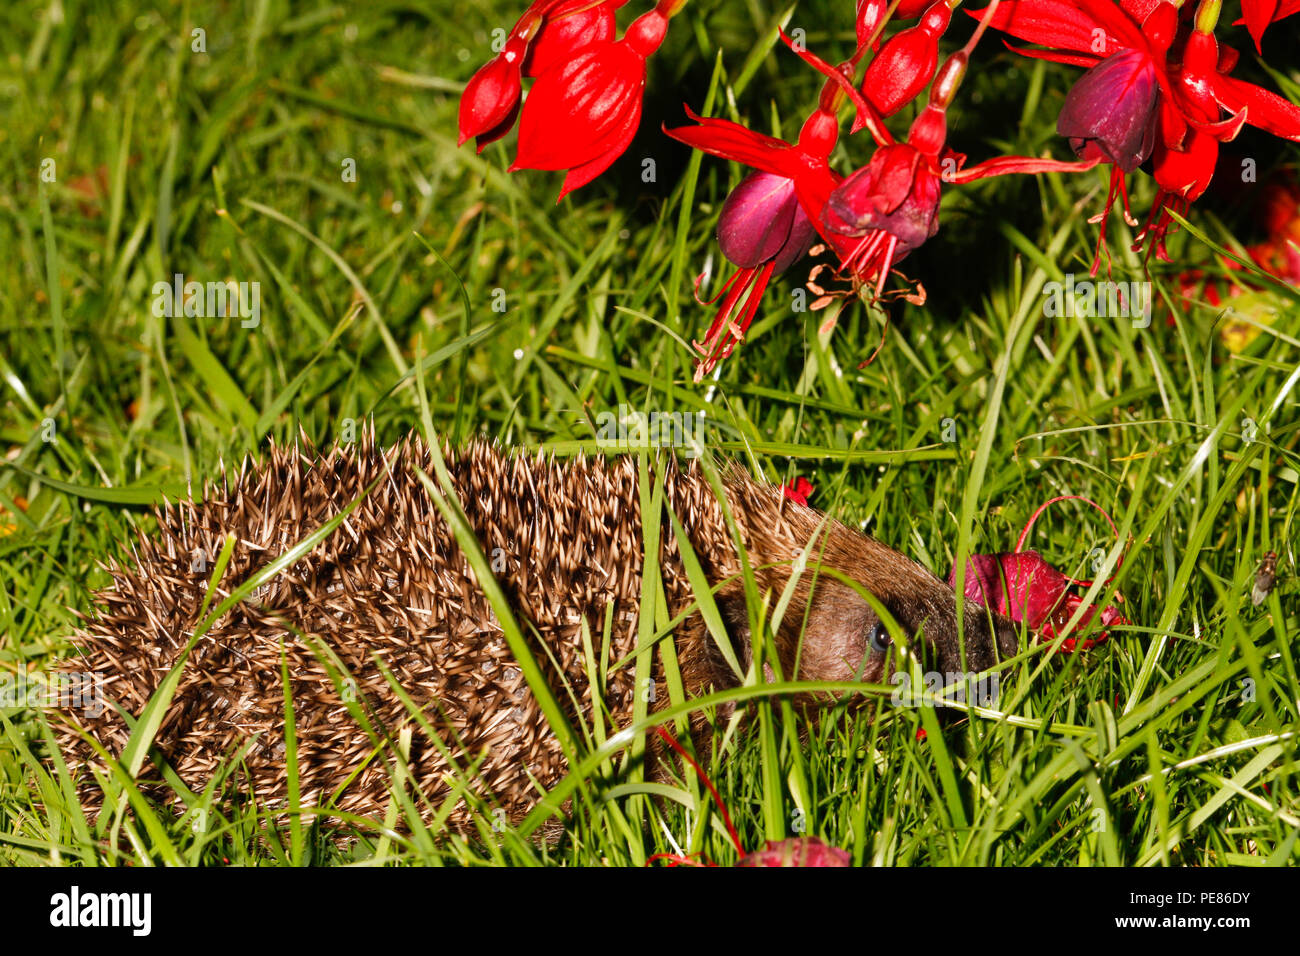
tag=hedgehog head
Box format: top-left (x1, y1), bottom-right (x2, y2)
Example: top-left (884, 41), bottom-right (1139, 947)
top-left (704, 476), bottom-right (1021, 704)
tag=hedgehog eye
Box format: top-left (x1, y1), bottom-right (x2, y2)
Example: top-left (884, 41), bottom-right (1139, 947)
top-left (867, 620), bottom-right (892, 653)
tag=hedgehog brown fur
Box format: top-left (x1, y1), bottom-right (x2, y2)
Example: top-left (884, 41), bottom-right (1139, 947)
top-left (53, 428), bottom-right (1017, 832)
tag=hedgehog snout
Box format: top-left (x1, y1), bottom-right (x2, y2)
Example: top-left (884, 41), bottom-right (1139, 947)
top-left (887, 589), bottom-right (1021, 701)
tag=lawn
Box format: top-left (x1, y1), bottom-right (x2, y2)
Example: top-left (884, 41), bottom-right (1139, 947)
top-left (0, 0), bottom-right (1297, 866)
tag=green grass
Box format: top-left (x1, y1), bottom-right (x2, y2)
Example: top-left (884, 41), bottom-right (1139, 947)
top-left (0, 0), bottom-right (1297, 865)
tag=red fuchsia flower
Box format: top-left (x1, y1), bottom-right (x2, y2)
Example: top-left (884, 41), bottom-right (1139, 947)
top-left (861, 0), bottom-right (954, 117)
top-left (736, 837), bottom-right (853, 867)
top-left (666, 74), bottom-right (855, 264)
top-left (948, 496), bottom-right (1129, 653)
top-left (647, 728), bottom-right (852, 868)
top-left (1143, 19), bottom-right (1300, 260)
top-left (522, 0), bottom-right (627, 77)
top-left (665, 35), bottom-right (952, 365)
top-left (665, 43), bottom-right (870, 374)
top-left (1056, 47), bottom-right (1159, 172)
top-left (512, 0), bottom-right (685, 200)
top-left (668, 20), bottom-right (1098, 374)
top-left (689, 171), bottom-right (817, 375)
top-left (975, 0), bottom-right (1300, 264)
top-left (1052, 45), bottom-right (1161, 269)
top-left (677, 34), bottom-right (1073, 279)
top-left (823, 142), bottom-right (944, 275)
top-left (781, 475), bottom-right (815, 506)
top-left (823, 51), bottom-right (1100, 296)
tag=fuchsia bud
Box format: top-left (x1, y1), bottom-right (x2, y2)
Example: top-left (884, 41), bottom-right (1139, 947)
top-left (861, 0), bottom-right (952, 116)
top-left (457, 43), bottom-right (525, 150)
top-left (717, 171), bottom-right (816, 272)
top-left (513, 6), bottom-right (671, 200)
top-left (1056, 48), bottom-right (1160, 172)
top-left (856, 0), bottom-right (889, 49)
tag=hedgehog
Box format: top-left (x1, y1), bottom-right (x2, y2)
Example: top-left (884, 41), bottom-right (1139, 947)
top-left (52, 428), bottom-right (1018, 833)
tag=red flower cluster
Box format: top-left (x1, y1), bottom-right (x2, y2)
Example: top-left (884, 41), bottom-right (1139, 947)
top-left (458, 0), bottom-right (684, 200)
top-left (664, 9), bottom-right (1097, 375)
top-left (458, 0), bottom-right (1300, 377)
top-left (976, 0), bottom-right (1300, 267)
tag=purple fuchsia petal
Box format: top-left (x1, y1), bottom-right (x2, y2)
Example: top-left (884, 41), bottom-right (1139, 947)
top-left (949, 551), bottom-right (1070, 631)
top-left (822, 144), bottom-right (923, 236)
top-left (952, 552), bottom-right (1009, 608)
top-left (771, 207), bottom-right (816, 272)
top-left (865, 167), bottom-right (942, 255)
top-left (822, 145), bottom-right (939, 255)
top-left (1056, 48), bottom-right (1160, 171)
top-left (717, 172), bottom-right (802, 269)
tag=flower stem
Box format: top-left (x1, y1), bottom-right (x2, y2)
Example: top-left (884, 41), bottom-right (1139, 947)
top-left (961, 0), bottom-right (1000, 57)
top-left (851, 0), bottom-right (903, 67)
top-left (923, 0), bottom-right (998, 109)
